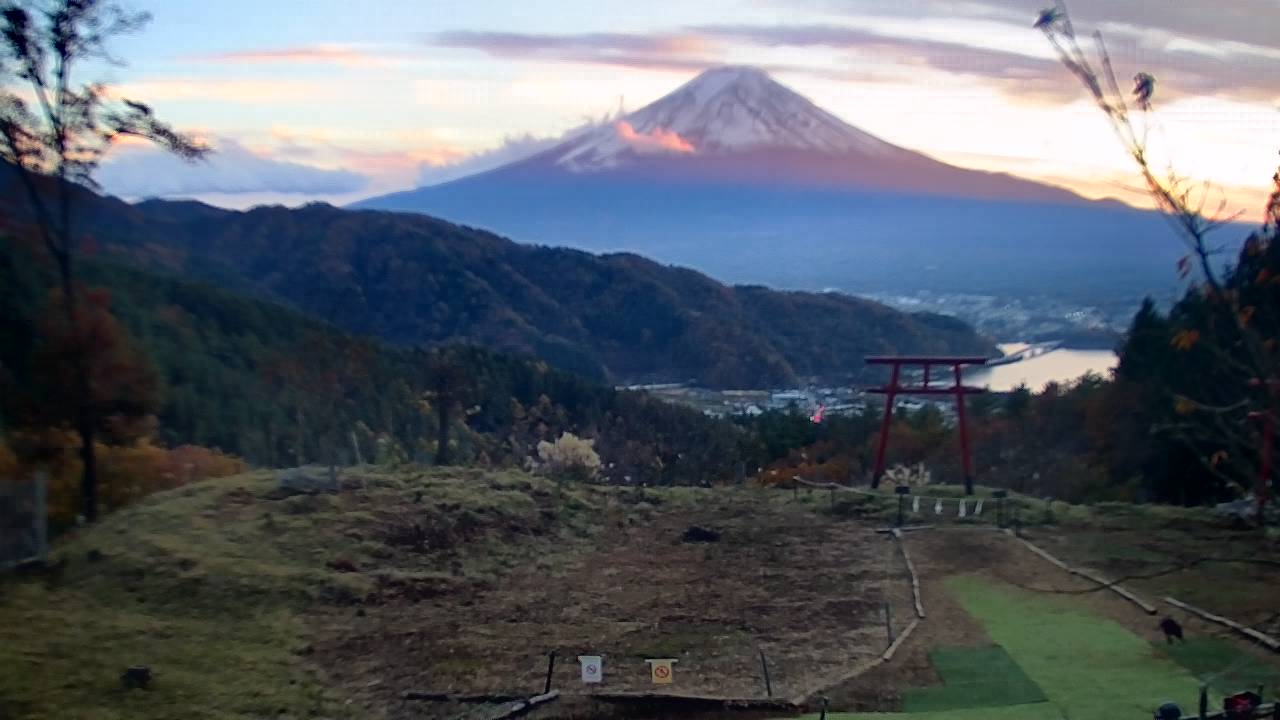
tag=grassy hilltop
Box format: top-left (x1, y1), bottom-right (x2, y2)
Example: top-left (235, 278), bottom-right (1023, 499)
top-left (1, 469), bottom-right (1277, 720)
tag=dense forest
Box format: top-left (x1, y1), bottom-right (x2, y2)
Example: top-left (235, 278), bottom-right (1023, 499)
top-left (7, 210), bottom-right (1279, 515)
top-left (0, 170), bottom-right (995, 389)
top-left (1, 238), bottom-right (760, 520)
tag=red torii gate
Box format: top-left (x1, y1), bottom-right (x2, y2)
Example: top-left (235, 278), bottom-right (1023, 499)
top-left (866, 356), bottom-right (987, 495)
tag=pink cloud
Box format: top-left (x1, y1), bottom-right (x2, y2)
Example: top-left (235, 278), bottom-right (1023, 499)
top-left (614, 120), bottom-right (694, 154)
top-left (181, 45), bottom-right (396, 68)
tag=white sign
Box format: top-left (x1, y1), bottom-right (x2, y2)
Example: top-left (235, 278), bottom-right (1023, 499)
top-left (578, 655), bottom-right (602, 684)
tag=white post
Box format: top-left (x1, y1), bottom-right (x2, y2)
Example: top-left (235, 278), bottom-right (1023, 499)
top-left (350, 431), bottom-right (364, 466)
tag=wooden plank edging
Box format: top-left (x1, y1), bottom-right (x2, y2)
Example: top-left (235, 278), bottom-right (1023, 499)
top-left (489, 690), bottom-right (560, 719)
top-left (891, 529), bottom-right (926, 619)
top-left (882, 618), bottom-right (921, 662)
top-left (1163, 596), bottom-right (1280, 652)
top-left (790, 615), bottom-right (924, 705)
top-left (589, 692), bottom-right (798, 710)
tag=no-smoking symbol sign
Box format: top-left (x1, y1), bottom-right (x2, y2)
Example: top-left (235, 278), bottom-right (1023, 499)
top-left (578, 655), bottom-right (602, 684)
top-left (646, 658), bottom-right (676, 685)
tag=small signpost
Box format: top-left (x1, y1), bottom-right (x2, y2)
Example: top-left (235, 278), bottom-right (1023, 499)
top-left (578, 655), bottom-right (602, 684)
top-left (895, 485), bottom-right (911, 527)
top-left (645, 658), bottom-right (677, 685)
top-left (993, 489), bottom-right (1008, 528)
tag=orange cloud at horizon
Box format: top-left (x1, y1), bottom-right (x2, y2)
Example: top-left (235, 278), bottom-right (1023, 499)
top-left (614, 120), bottom-right (694, 154)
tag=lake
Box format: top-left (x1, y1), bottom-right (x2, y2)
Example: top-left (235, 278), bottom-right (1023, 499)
top-left (965, 343), bottom-right (1118, 392)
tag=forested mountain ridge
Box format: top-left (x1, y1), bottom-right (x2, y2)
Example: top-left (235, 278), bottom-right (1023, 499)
top-left (0, 168), bottom-right (995, 388)
top-left (0, 239), bottom-right (747, 485)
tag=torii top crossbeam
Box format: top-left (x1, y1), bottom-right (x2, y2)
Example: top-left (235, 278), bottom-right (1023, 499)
top-left (865, 356), bottom-right (988, 495)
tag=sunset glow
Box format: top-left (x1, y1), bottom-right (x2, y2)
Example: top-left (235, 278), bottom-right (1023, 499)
top-left (94, 0), bottom-right (1278, 214)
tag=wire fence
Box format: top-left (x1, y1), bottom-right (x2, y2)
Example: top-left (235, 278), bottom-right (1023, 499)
top-left (1, 471), bottom-right (48, 571)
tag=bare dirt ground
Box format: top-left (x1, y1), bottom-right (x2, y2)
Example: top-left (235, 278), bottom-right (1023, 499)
top-left (1030, 517), bottom-right (1280, 636)
top-left (308, 488), bottom-right (904, 719)
top-left (296, 478), bottom-right (1280, 720)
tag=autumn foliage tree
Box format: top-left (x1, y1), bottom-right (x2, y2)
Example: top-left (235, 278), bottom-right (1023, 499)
top-left (0, 0), bottom-right (205, 520)
top-left (1039, 1), bottom-right (1280, 515)
top-left (25, 288), bottom-right (158, 442)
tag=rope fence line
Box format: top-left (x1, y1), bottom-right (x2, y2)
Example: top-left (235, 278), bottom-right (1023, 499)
top-left (1005, 531), bottom-right (1158, 615)
top-left (891, 528), bottom-right (926, 619)
top-left (1163, 597), bottom-right (1280, 653)
top-left (789, 476), bottom-right (1001, 523)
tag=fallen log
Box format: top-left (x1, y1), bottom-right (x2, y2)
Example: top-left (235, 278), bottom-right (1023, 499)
top-left (1008, 533), bottom-right (1157, 615)
top-left (1164, 597), bottom-right (1280, 652)
top-left (891, 529), bottom-right (926, 619)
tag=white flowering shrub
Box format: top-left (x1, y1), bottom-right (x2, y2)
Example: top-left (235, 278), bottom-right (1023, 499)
top-left (535, 432), bottom-right (602, 482)
top-left (884, 462), bottom-right (932, 487)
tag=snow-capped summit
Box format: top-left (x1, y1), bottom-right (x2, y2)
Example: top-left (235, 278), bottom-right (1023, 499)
top-left (360, 63), bottom-right (1088, 206)
top-left (555, 65), bottom-right (905, 172)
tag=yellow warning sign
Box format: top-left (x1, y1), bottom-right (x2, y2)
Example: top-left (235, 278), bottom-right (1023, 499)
top-left (645, 658), bottom-right (677, 685)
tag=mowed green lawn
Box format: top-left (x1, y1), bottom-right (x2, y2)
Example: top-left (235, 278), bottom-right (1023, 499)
top-left (806, 576), bottom-right (1214, 720)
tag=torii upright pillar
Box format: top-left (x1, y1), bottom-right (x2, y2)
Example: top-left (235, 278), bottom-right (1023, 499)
top-left (866, 356), bottom-right (988, 495)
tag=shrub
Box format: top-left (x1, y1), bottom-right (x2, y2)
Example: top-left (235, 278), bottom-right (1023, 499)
top-left (5, 430), bottom-right (245, 527)
top-left (535, 432), bottom-right (602, 482)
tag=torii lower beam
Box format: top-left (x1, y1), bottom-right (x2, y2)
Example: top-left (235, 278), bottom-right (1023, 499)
top-left (866, 356), bottom-right (988, 495)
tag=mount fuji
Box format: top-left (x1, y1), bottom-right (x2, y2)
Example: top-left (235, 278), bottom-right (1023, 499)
top-left (357, 66), bottom-right (1189, 303)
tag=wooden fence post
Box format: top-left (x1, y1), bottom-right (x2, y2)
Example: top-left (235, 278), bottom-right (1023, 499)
top-left (884, 601), bottom-right (894, 647)
top-left (759, 650), bottom-right (773, 698)
top-left (34, 471), bottom-right (48, 564)
top-left (544, 650), bottom-right (557, 694)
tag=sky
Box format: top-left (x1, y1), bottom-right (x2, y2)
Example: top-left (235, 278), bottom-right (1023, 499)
top-left (74, 0), bottom-right (1280, 218)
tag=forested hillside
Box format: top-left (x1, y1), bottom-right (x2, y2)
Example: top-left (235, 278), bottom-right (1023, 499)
top-left (0, 170), bottom-right (995, 388)
top-left (750, 202), bottom-right (1280, 507)
top-left (0, 240), bottom-right (745, 488)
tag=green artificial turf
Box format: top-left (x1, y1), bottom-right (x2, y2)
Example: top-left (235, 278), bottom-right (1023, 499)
top-left (1162, 637), bottom-right (1280, 698)
top-left (902, 645), bottom-right (1046, 712)
top-left (795, 576), bottom-right (1214, 720)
